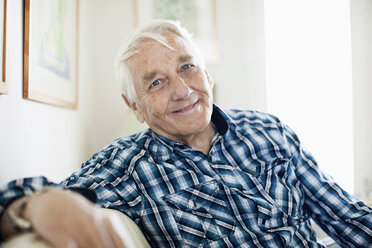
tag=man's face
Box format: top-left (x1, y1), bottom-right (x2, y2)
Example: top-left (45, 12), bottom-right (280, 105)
top-left (126, 33), bottom-right (214, 143)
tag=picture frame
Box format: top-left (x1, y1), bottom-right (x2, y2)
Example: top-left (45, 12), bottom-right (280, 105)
top-left (0, 0), bottom-right (7, 94)
top-left (133, 0), bottom-right (219, 64)
top-left (23, 0), bottom-right (79, 108)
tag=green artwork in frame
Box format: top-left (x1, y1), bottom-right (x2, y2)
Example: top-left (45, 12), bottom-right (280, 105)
top-left (23, 0), bottom-right (79, 108)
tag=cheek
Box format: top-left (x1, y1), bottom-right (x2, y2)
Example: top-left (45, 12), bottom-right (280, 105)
top-left (141, 93), bottom-right (169, 117)
top-left (186, 73), bottom-right (208, 90)
top-left (199, 78), bottom-right (213, 95)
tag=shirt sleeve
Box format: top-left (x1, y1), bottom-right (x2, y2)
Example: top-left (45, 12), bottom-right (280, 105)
top-left (0, 178), bottom-right (97, 218)
top-left (0, 144), bottom-right (143, 231)
top-left (60, 145), bottom-right (143, 218)
top-left (281, 122), bottom-right (372, 247)
top-left (0, 176), bottom-right (60, 215)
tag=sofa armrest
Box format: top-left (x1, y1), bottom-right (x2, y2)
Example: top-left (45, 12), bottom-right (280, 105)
top-left (0, 208), bottom-right (150, 248)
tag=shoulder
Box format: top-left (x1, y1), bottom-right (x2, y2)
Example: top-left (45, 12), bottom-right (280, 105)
top-left (62, 129), bottom-right (153, 186)
top-left (80, 129), bottom-right (152, 171)
top-left (225, 108), bottom-right (282, 129)
top-left (224, 108), bottom-right (292, 150)
top-left (224, 108), bottom-right (301, 157)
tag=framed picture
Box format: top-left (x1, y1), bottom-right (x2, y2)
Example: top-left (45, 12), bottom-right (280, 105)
top-left (23, 0), bottom-right (79, 108)
top-left (134, 0), bottom-right (219, 64)
top-left (0, 0), bottom-right (7, 94)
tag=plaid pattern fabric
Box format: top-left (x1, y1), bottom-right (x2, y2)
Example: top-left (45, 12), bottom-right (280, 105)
top-left (1, 105), bottom-right (371, 247)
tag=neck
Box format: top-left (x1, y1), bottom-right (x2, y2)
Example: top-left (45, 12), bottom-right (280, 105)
top-left (171, 123), bottom-right (216, 155)
top-left (188, 123), bottom-right (216, 154)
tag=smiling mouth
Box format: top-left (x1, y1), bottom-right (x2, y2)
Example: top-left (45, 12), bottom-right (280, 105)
top-left (172, 100), bottom-right (199, 114)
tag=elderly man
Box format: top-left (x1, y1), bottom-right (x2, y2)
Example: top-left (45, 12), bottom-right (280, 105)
top-left (1, 20), bottom-right (371, 248)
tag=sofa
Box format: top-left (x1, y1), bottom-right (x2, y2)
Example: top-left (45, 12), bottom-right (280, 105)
top-left (0, 209), bottom-right (150, 248)
top-left (0, 208), bottom-right (342, 248)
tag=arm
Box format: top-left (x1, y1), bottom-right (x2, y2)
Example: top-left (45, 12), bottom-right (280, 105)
top-left (281, 123), bottom-right (372, 247)
top-left (1, 187), bottom-right (132, 248)
top-left (1, 182), bottom-right (96, 241)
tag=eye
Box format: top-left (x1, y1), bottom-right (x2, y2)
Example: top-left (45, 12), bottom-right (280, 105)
top-left (181, 64), bottom-right (193, 71)
top-left (151, 79), bottom-right (161, 87)
top-left (148, 78), bottom-right (166, 92)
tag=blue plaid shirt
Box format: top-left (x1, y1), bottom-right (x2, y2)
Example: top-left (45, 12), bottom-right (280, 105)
top-left (1, 105), bottom-right (372, 247)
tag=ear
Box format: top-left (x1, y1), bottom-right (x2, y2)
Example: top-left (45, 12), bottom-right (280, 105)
top-left (205, 70), bottom-right (214, 88)
top-left (121, 95), bottom-right (145, 123)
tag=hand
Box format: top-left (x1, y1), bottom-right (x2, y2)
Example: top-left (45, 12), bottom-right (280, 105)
top-left (23, 188), bottom-right (133, 248)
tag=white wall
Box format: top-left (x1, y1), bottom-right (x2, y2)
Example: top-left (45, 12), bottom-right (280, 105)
top-left (77, 0), bottom-right (144, 155)
top-left (0, 0), bottom-right (87, 184)
top-left (208, 0), bottom-right (266, 112)
top-left (264, 0), bottom-right (354, 192)
top-left (350, 0), bottom-right (372, 197)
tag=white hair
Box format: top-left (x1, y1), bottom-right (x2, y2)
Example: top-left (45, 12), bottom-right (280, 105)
top-left (113, 19), bottom-right (206, 104)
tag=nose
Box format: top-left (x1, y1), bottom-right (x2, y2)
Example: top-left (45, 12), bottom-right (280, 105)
top-left (171, 76), bottom-right (192, 101)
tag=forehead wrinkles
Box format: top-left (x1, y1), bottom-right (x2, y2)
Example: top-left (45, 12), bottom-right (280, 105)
top-left (132, 40), bottom-right (176, 69)
top-left (138, 34), bottom-right (192, 61)
top-left (136, 40), bottom-right (188, 75)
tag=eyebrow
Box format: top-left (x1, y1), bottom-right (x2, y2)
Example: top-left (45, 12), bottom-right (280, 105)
top-left (143, 71), bottom-right (158, 81)
top-left (179, 55), bottom-right (193, 63)
top-left (142, 54), bottom-right (194, 82)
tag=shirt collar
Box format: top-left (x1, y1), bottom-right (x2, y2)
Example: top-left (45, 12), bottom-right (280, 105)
top-left (145, 104), bottom-right (231, 161)
top-left (211, 104), bottom-right (230, 135)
